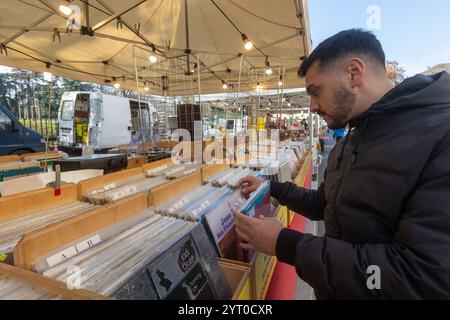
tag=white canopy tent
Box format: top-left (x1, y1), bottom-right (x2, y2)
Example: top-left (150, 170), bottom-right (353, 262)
top-left (0, 0), bottom-right (312, 96)
top-left (422, 64), bottom-right (450, 75)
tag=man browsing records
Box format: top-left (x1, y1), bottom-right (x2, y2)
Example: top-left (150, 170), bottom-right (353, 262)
top-left (233, 29), bottom-right (450, 300)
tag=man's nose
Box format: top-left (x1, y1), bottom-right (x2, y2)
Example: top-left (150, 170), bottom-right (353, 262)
top-left (310, 97), bottom-right (320, 113)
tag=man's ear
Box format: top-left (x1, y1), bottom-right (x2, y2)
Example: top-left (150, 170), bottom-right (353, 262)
top-left (345, 58), bottom-right (364, 88)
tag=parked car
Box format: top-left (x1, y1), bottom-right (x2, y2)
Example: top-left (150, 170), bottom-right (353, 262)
top-left (0, 102), bottom-right (45, 156)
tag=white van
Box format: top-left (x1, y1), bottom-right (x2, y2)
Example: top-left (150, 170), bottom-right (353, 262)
top-left (58, 92), bottom-right (151, 151)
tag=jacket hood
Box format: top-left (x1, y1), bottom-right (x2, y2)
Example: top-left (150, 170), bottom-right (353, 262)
top-left (350, 71), bottom-right (450, 126)
top-left (340, 72), bottom-right (450, 168)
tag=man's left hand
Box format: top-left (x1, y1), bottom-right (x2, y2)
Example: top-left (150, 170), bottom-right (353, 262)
top-left (233, 211), bottom-right (284, 256)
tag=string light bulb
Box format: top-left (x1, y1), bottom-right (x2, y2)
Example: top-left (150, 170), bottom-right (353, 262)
top-left (114, 82), bottom-right (121, 89)
top-left (149, 44), bottom-right (157, 64)
top-left (43, 72), bottom-right (53, 82)
top-left (222, 81), bottom-right (228, 90)
top-left (278, 75), bottom-right (284, 86)
top-left (241, 33), bottom-right (253, 50)
top-left (265, 56), bottom-right (272, 75)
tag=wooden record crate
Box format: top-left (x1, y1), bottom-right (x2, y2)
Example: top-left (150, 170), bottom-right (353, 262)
top-left (0, 262), bottom-right (108, 300)
top-left (217, 258), bottom-right (254, 300)
top-left (77, 167), bottom-right (143, 200)
top-left (0, 183), bottom-right (78, 222)
top-left (13, 193), bottom-right (149, 270)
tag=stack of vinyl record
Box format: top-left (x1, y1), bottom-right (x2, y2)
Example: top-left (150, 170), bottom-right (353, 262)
top-left (164, 164), bottom-right (203, 180)
top-left (0, 275), bottom-right (63, 300)
top-left (156, 184), bottom-right (233, 221)
top-left (144, 163), bottom-right (175, 178)
top-left (84, 176), bottom-right (167, 205)
top-left (39, 208), bottom-right (231, 300)
top-left (83, 164), bottom-right (203, 205)
top-left (0, 201), bottom-right (97, 255)
top-left (83, 173), bottom-right (147, 202)
top-left (207, 167), bottom-right (259, 189)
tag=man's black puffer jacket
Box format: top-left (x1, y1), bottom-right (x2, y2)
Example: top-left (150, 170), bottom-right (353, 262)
top-left (271, 72), bottom-right (450, 299)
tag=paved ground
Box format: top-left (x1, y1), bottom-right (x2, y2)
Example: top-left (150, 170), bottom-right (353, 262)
top-left (294, 133), bottom-right (334, 300)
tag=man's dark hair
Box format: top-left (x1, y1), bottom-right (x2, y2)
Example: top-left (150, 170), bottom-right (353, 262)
top-left (298, 29), bottom-right (386, 77)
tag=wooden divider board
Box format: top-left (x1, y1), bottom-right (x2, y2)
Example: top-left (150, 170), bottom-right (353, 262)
top-left (0, 161), bottom-right (40, 171)
top-left (126, 156), bottom-right (147, 169)
top-left (201, 164), bottom-right (231, 184)
top-left (141, 157), bottom-right (173, 173)
top-left (0, 183), bottom-right (78, 223)
top-left (13, 193), bottom-right (148, 270)
top-left (148, 171), bottom-right (202, 208)
top-left (0, 262), bottom-right (107, 300)
top-left (0, 170), bottom-right (103, 197)
top-left (0, 155), bottom-right (21, 164)
top-left (77, 167), bottom-right (143, 199)
top-left (21, 151), bottom-right (65, 162)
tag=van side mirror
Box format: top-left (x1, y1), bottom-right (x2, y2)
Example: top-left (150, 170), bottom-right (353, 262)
top-left (12, 120), bottom-right (20, 132)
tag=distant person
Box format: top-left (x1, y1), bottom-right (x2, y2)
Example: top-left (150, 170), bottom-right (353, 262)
top-left (332, 128), bottom-right (345, 143)
top-left (234, 29), bottom-right (450, 299)
top-left (319, 127), bottom-right (327, 153)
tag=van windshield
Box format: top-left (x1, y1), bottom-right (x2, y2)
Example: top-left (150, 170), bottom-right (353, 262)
top-left (61, 100), bottom-right (74, 121)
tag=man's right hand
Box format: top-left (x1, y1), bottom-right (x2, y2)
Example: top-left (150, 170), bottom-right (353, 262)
top-left (235, 176), bottom-right (265, 198)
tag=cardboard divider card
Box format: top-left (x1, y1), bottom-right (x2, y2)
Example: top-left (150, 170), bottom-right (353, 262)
top-left (45, 234), bottom-right (102, 268)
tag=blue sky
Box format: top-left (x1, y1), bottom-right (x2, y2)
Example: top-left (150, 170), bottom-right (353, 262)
top-left (307, 0), bottom-right (450, 76)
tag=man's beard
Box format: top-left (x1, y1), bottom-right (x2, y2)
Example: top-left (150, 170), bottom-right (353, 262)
top-left (320, 86), bottom-right (356, 129)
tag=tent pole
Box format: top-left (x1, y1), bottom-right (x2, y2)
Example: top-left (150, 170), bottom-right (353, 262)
top-left (83, 0), bottom-right (90, 28)
top-left (133, 46), bottom-right (146, 151)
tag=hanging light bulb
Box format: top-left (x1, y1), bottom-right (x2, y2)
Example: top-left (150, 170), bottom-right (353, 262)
top-left (256, 82), bottom-right (261, 91)
top-left (222, 81), bottom-right (228, 90)
top-left (265, 56), bottom-right (273, 75)
top-left (144, 86), bottom-right (149, 92)
top-left (114, 82), bottom-right (121, 89)
top-left (278, 75), bottom-right (283, 86)
top-left (241, 33), bottom-right (253, 50)
top-left (59, 2), bottom-right (72, 16)
top-left (149, 54), bottom-right (157, 64)
top-left (149, 44), bottom-right (157, 64)
top-left (43, 72), bottom-right (53, 82)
